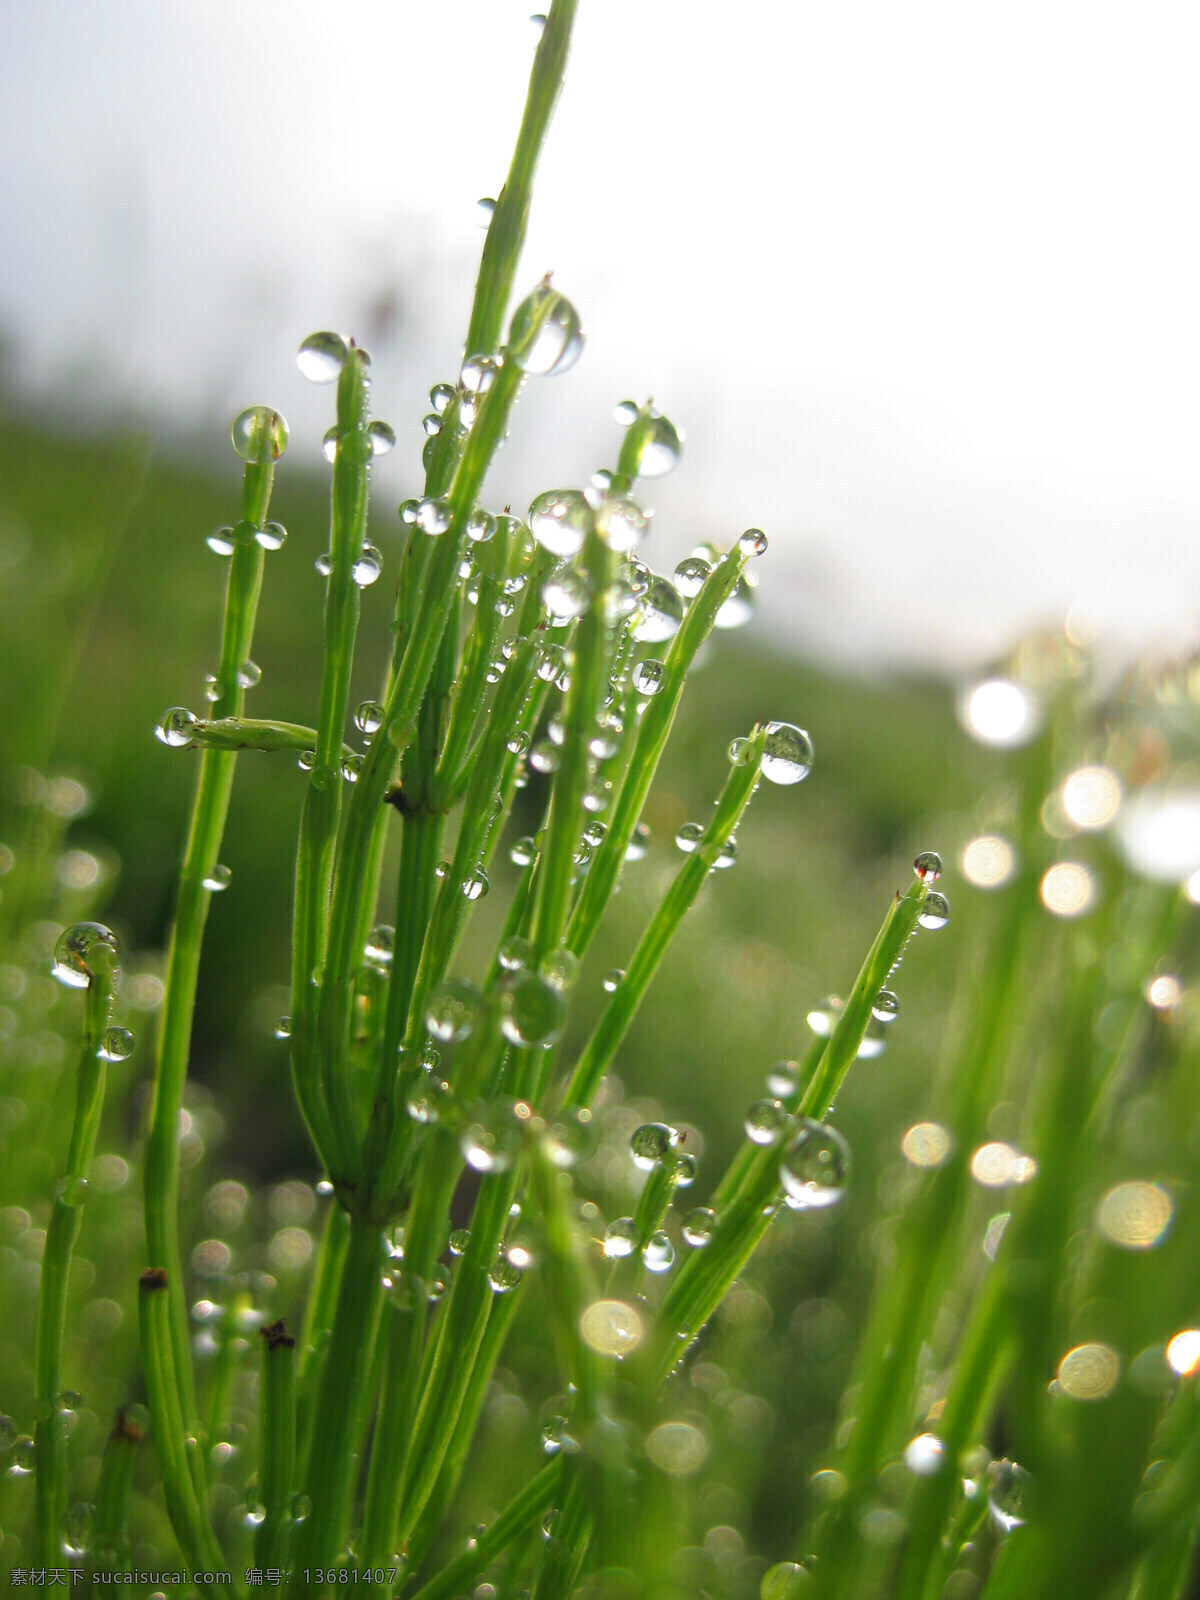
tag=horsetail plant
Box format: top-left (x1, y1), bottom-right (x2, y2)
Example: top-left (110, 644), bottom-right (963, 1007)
top-left (16, 5), bottom-right (1200, 1600)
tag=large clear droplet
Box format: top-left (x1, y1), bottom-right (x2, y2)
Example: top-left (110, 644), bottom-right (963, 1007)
top-left (673, 556), bottom-right (711, 599)
top-left (631, 411), bottom-right (684, 479)
top-left (297, 331), bottom-right (349, 384)
top-left (52, 923), bottom-right (120, 991)
top-left (919, 892), bottom-right (950, 930)
top-left (99, 1026), bottom-right (134, 1063)
top-left (643, 1231), bottom-right (675, 1273)
top-left (630, 1121), bottom-right (674, 1171)
top-left (460, 353), bottom-right (501, 394)
top-left (745, 1099), bottom-right (788, 1146)
top-left (367, 421), bottom-right (396, 458)
top-left (528, 489), bottom-right (591, 558)
top-left (542, 567), bottom-right (591, 622)
top-left (424, 978), bottom-right (482, 1043)
top-left (761, 722), bottom-right (814, 785)
top-left (156, 707), bottom-right (198, 749)
top-left (417, 497), bottom-right (453, 536)
top-left (231, 407), bottom-right (288, 464)
top-left (632, 576), bottom-right (684, 643)
top-left (500, 971), bottom-right (567, 1048)
top-left (355, 700), bottom-right (385, 736)
top-left (353, 546), bottom-right (383, 587)
top-left (603, 1217), bottom-right (640, 1259)
top-left (779, 1120), bottom-right (850, 1210)
top-left (509, 282), bottom-right (585, 376)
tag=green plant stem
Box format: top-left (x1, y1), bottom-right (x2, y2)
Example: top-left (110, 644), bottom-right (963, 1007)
top-left (566, 545), bottom-right (749, 958)
top-left (710, 1033), bottom-right (825, 1210)
top-left (144, 449), bottom-right (275, 1507)
top-left (188, 717), bottom-right (356, 757)
top-left (92, 1409), bottom-right (143, 1572)
top-left (138, 1270), bottom-right (227, 1573)
top-left (564, 731), bottom-right (765, 1107)
top-left (296, 1202), bottom-right (351, 1487)
top-left (35, 963), bottom-right (116, 1566)
top-left (645, 879), bottom-right (928, 1384)
top-left (406, 1461), bottom-right (564, 1600)
top-left (292, 1217), bottom-right (387, 1592)
top-left (532, 527), bottom-right (614, 959)
top-left (256, 1320), bottom-right (298, 1571)
top-left (290, 347), bottom-right (373, 1190)
top-left (207, 1289), bottom-right (252, 1447)
top-left (464, 0), bottom-right (578, 358)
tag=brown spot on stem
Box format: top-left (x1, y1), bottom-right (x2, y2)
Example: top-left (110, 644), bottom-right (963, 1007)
top-left (262, 1318), bottom-right (296, 1351)
top-left (140, 1267), bottom-right (169, 1291)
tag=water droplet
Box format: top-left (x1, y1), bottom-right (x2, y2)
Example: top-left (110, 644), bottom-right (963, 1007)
top-left (806, 994), bottom-right (844, 1037)
top-left (543, 567), bottom-right (591, 621)
top-left (903, 1433), bottom-right (945, 1476)
top-left (417, 496), bottom-right (453, 536)
top-left (297, 331), bottom-right (349, 383)
top-left (681, 1207), bottom-right (716, 1248)
top-left (987, 1459), bottom-right (1030, 1533)
top-left (314, 552), bottom-right (333, 578)
top-left (363, 420), bottom-right (396, 459)
top-left (496, 937), bottom-right (532, 975)
top-left (363, 925), bottom-right (394, 972)
top-left (202, 864), bottom-right (232, 892)
top-left (760, 1563), bottom-right (813, 1600)
top-left (579, 1298), bottom-right (644, 1357)
top-left (715, 837), bottom-right (738, 869)
top-left (603, 968), bottom-right (625, 993)
top-left (632, 575), bottom-right (684, 643)
top-left (761, 722), bottom-right (814, 785)
top-left (299, 749), bottom-right (316, 771)
top-left (231, 406), bottom-right (288, 464)
top-left (630, 658), bottom-right (664, 697)
top-left (316, 1179), bottom-right (334, 1197)
top-left (739, 528), bottom-right (768, 558)
top-left (509, 282), bottom-right (584, 376)
top-left (780, 1120), bottom-right (850, 1210)
top-left (528, 489), bottom-right (591, 558)
top-left (510, 836), bottom-right (538, 867)
top-left (430, 382), bottom-right (456, 414)
top-left (446, 1228), bottom-right (471, 1257)
top-left (322, 427), bottom-right (340, 464)
top-left (461, 1101), bottom-right (522, 1175)
top-left (353, 700), bottom-right (384, 737)
top-left (540, 949), bottom-right (578, 990)
top-left (603, 1217), bottom-right (640, 1259)
top-left (461, 353), bottom-right (501, 394)
top-left (626, 822), bottom-right (651, 861)
top-left (156, 707), bottom-right (198, 748)
top-left (673, 556), bottom-right (711, 598)
top-left (500, 971), bottom-right (567, 1048)
top-left (872, 989), bottom-right (900, 1024)
top-left (9, 1435), bottom-right (35, 1475)
top-left (207, 526), bottom-right (236, 556)
top-left (353, 545), bottom-right (383, 586)
top-left (461, 867), bottom-right (489, 902)
top-left (466, 508), bottom-right (496, 543)
top-left (594, 493), bottom-right (647, 553)
top-left (52, 922), bottom-right (119, 990)
top-left (629, 411), bottom-right (684, 479)
top-left (766, 1060), bottom-right (800, 1099)
top-left (425, 978), bottom-right (482, 1043)
top-left (99, 1025), bottom-right (133, 1063)
top-left (913, 850), bottom-right (943, 882)
top-left (745, 1099), bottom-right (789, 1146)
top-left (630, 1121), bottom-right (674, 1171)
top-left (256, 521), bottom-right (287, 551)
top-left (274, 1016), bottom-right (292, 1041)
top-left (55, 1174), bottom-right (90, 1206)
top-left (530, 741), bottom-right (560, 774)
top-left (644, 1230), bottom-right (675, 1272)
top-left (237, 659), bottom-right (261, 689)
top-left (614, 399), bottom-right (640, 426)
top-left (542, 1415), bottom-right (577, 1456)
top-left (918, 892), bottom-right (950, 930)
top-left (399, 498), bottom-right (420, 526)
top-left (675, 821), bottom-right (705, 853)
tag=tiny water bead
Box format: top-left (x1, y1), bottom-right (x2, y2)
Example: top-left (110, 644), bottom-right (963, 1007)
top-left (779, 1120), bottom-right (850, 1210)
top-left (675, 821), bottom-right (705, 853)
top-left (528, 489), bottom-right (591, 558)
top-left (1056, 1342), bottom-right (1120, 1400)
top-left (231, 406), bottom-right (288, 464)
top-left (872, 989), bottom-right (900, 1024)
top-left (632, 576), bottom-right (684, 643)
top-left (353, 546), bottom-right (383, 587)
top-left (630, 1121), bottom-right (675, 1170)
top-left (508, 282), bottom-right (584, 376)
top-left (1095, 1181), bottom-right (1173, 1249)
top-left (156, 707), bottom-right (199, 748)
top-left (745, 1099), bottom-right (789, 1146)
top-left (913, 850), bottom-right (942, 882)
top-left (917, 892), bottom-right (950, 930)
top-left (761, 722), bottom-right (814, 785)
top-left (297, 331), bottom-right (350, 383)
top-left (603, 969), bottom-right (625, 993)
top-left (52, 922), bottom-right (120, 990)
top-left (499, 971), bottom-right (566, 1048)
top-left (739, 528), bottom-right (768, 558)
top-left (682, 1207), bottom-right (716, 1247)
top-left (99, 1025), bottom-right (133, 1063)
top-left (631, 658), bottom-right (664, 696)
top-left (673, 555), bottom-right (711, 599)
top-left (603, 1217), bottom-right (640, 1259)
top-left (355, 700), bottom-right (385, 736)
top-left (202, 864), bottom-right (232, 892)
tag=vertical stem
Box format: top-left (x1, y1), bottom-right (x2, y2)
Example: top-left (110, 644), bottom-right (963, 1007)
top-left (295, 1202), bottom-right (351, 1488)
top-left (35, 958), bottom-right (117, 1566)
top-left (257, 1320), bottom-right (298, 1571)
top-left (92, 1409), bottom-right (143, 1573)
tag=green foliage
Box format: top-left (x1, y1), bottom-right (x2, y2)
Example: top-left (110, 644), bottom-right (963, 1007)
top-left (1, 5), bottom-right (1199, 1599)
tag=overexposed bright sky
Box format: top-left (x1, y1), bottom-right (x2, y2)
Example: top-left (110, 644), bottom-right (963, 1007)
top-left (3, 1), bottom-right (1200, 667)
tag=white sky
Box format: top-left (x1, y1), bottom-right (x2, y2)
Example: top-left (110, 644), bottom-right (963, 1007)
top-left (2, 1), bottom-right (1199, 668)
